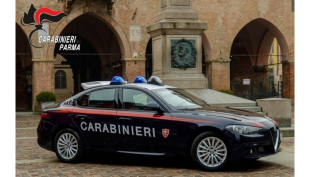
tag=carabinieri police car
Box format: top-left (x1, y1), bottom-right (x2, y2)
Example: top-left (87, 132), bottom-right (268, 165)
top-left (37, 76), bottom-right (281, 171)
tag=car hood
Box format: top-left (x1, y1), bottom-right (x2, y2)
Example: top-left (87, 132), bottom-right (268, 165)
top-left (182, 106), bottom-right (278, 128)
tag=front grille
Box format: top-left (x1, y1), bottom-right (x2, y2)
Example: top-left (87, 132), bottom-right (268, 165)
top-left (271, 130), bottom-right (277, 143)
top-left (270, 128), bottom-right (280, 151)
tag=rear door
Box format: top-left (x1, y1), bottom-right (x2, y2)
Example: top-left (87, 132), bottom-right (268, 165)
top-left (117, 88), bottom-right (172, 154)
top-left (71, 88), bottom-right (120, 150)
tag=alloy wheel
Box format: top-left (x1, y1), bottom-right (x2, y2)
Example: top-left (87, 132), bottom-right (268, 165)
top-left (196, 137), bottom-right (227, 168)
top-left (57, 133), bottom-right (79, 160)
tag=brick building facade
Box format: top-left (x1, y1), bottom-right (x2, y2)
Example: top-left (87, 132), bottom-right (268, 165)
top-left (15, 0), bottom-right (294, 111)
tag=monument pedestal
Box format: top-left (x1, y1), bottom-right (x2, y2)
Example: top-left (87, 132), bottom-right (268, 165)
top-left (147, 0), bottom-right (208, 89)
top-left (256, 98), bottom-right (292, 127)
top-left (158, 74), bottom-right (208, 89)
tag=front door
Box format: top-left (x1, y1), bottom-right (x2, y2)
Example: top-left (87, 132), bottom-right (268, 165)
top-left (117, 88), bottom-right (172, 154)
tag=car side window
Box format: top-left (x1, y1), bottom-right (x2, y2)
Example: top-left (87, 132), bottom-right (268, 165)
top-left (123, 89), bottom-right (156, 110)
top-left (77, 89), bottom-right (116, 109)
top-left (77, 93), bottom-right (89, 107)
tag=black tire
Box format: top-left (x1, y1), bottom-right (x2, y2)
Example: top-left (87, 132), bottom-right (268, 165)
top-left (191, 132), bottom-right (229, 171)
top-left (54, 128), bottom-right (83, 163)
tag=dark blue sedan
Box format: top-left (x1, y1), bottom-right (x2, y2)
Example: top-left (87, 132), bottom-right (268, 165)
top-left (37, 76), bottom-right (281, 171)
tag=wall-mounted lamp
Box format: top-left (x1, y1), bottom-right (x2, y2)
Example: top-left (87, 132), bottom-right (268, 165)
top-left (133, 51), bottom-right (137, 58)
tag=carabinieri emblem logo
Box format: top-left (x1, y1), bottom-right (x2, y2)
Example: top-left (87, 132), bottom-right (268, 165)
top-left (20, 4), bottom-right (67, 48)
top-left (162, 129), bottom-right (170, 138)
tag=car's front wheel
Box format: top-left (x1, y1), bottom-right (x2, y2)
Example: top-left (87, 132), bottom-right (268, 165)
top-left (54, 128), bottom-right (83, 163)
top-left (191, 132), bottom-right (229, 171)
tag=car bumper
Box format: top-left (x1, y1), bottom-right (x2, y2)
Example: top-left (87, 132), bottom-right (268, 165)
top-left (224, 128), bottom-right (281, 160)
top-left (37, 119), bottom-right (54, 152)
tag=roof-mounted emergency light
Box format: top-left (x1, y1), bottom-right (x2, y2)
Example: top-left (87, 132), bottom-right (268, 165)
top-left (133, 76), bottom-right (147, 83)
top-left (110, 76), bottom-right (126, 85)
top-left (147, 76), bottom-right (164, 86)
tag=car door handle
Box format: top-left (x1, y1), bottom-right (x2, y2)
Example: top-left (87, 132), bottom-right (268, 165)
top-left (118, 117), bottom-right (131, 121)
top-left (76, 115), bottom-right (88, 119)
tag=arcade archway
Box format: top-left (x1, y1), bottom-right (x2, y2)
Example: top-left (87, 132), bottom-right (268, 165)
top-left (230, 18), bottom-right (289, 100)
top-left (16, 23), bottom-right (32, 111)
top-left (54, 13), bottom-right (122, 99)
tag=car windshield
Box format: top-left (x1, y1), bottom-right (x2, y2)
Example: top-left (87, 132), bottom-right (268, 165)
top-left (151, 88), bottom-right (206, 110)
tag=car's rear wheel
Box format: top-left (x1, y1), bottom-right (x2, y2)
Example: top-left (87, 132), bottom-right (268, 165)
top-left (54, 128), bottom-right (83, 163)
top-left (191, 132), bottom-right (229, 171)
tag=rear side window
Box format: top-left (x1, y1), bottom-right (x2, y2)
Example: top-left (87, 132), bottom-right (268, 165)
top-left (77, 94), bottom-right (89, 107)
top-left (77, 89), bottom-right (116, 109)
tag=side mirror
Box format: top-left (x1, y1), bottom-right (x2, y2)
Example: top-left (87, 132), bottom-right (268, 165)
top-left (64, 99), bottom-right (75, 106)
top-left (144, 102), bottom-right (163, 113)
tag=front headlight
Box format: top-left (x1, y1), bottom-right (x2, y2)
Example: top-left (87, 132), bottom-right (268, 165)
top-left (225, 125), bottom-right (262, 134)
top-left (264, 116), bottom-right (278, 126)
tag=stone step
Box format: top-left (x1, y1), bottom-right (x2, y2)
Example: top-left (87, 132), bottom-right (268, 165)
top-left (228, 106), bottom-right (262, 112)
top-left (185, 89), bottom-right (257, 108)
top-left (280, 127), bottom-right (294, 137)
top-left (257, 112), bottom-right (267, 115)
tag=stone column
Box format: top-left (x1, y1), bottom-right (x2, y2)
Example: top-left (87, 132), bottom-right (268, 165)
top-left (205, 59), bottom-right (231, 90)
top-left (146, 0), bottom-right (208, 89)
top-left (282, 60), bottom-right (294, 104)
top-left (32, 59), bottom-right (55, 111)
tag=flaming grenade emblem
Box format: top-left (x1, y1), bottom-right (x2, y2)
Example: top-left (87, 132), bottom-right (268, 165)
top-left (20, 4), bottom-right (67, 48)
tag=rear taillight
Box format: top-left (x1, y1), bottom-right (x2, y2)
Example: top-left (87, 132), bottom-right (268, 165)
top-left (40, 113), bottom-right (50, 119)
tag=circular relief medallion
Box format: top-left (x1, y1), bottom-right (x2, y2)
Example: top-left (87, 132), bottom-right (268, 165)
top-left (171, 39), bottom-right (197, 69)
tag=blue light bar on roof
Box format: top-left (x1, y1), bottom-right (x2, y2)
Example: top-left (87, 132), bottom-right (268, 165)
top-left (110, 76), bottom-right (126, 85)
top-left (147, 76), bottom-right (164, 86)
top-left (133, 76), bottom-right (147, 83)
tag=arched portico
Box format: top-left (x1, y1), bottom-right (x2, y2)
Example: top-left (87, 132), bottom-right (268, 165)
top-left (229, 18), bottom-right (292, 101)
top-left (53, 13), bottom-right (123, 95)
top-left (31, 4), bottom-right (134, 110)
top-left (16, 23), bottom-right (33, 111)
top-left (46, 6), bottom-right (131, 60)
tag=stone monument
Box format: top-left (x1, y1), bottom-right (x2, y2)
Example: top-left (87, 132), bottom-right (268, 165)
top-left (146, 0), bottom-right (208, 89)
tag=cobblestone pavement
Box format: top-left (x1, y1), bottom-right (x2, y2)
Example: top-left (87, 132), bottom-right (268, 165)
top-left (16, 115), bottom-right (294, 177)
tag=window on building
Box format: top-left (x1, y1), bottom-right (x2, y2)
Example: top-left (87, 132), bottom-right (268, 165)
top-left (55, 70), bottom-right (66, 89)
